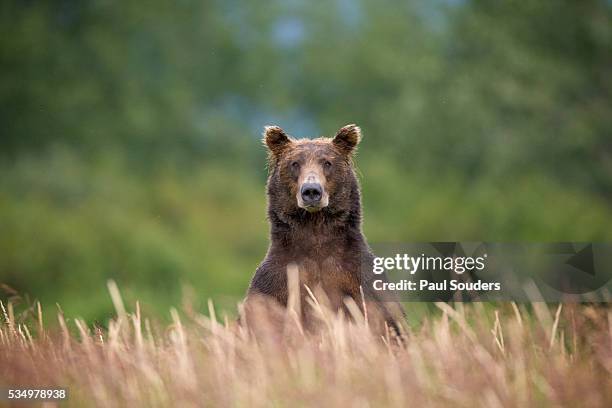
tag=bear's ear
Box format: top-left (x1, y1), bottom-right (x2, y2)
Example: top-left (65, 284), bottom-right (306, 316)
top-left (333, 124), bottom-right (361, 155)
top-left (263, 125), bottom-right (292, 155)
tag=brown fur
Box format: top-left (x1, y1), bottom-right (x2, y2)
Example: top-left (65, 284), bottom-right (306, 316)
top-left (245, 124), bottom-right (404, 335)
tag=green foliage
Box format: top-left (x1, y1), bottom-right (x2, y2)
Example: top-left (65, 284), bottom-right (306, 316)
top-left (1, 0), bottom-right (611, 321)
top-left (0, 149), bottom-right (267, 321)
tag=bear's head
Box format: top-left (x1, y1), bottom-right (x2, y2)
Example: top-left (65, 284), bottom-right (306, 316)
top-left (263, 124), bottom-right (362, 224)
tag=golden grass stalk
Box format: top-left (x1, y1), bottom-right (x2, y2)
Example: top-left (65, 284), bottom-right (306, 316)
top-left (0, 287), bottom-right (611, 407)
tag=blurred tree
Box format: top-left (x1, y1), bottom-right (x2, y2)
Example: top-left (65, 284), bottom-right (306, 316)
top-left (420, 0), bottom-right (612, 196)
top-left (0, 0), bottom-right (252, 164)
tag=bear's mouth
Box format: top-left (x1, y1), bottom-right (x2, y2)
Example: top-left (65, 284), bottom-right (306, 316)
top-left (303, 205), bottom-right (323, 213)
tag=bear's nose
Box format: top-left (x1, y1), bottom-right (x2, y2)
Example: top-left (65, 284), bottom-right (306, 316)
top-left (300, 183), bottom-right (322, 205)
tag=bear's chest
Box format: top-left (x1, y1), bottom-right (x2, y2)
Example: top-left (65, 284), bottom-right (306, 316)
top-left (287, 255), bottom-right (361, 307)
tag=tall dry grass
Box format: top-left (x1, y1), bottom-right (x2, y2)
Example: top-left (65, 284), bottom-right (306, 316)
top-left (1, 281), bottom-right (611, 407)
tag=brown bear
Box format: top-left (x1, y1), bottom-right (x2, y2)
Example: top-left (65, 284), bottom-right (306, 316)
top-left (245, 124), bottom-right (404, 336)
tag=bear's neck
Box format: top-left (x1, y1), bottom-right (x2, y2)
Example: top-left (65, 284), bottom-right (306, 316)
top-left (267, 202), bottom-right (365, 256)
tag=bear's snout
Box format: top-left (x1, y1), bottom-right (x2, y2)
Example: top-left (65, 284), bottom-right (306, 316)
top-left (296, 165), bottom-right (329, 212)
top-left (300, 183), bottom-right (322, 205)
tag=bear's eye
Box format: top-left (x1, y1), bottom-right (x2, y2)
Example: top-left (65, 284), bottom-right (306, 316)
top-left (324, 161), bottom-right (332, 169)
top-left (291, 161), bottom-right (300, 169)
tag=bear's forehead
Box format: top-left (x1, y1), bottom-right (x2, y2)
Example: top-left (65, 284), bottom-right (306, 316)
top-left (287, 138), bottom-right (338, 159)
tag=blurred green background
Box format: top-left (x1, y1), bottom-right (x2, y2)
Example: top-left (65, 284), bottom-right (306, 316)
top-left (1, 0), bottom-right (611, 322)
